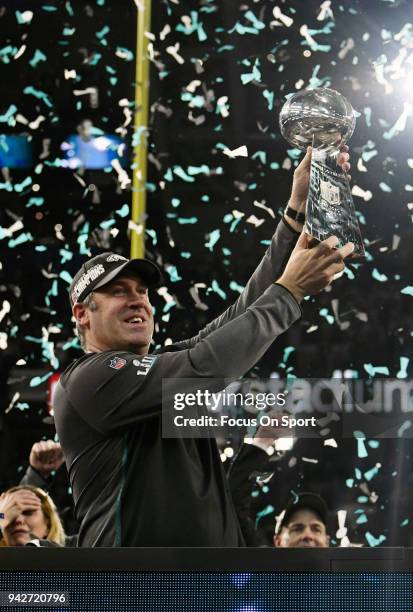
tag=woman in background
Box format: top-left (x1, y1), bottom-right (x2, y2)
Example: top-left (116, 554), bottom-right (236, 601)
top-left (0, 485), bottom-right (65, 547)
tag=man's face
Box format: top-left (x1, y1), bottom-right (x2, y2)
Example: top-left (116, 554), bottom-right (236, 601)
top-left (74, 274), bottom-right (154, 354)
top-left (274, 508), bottom-right (329, 548)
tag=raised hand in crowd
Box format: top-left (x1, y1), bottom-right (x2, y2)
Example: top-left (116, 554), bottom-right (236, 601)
top-left (29, 440), bottom-right (64, 478)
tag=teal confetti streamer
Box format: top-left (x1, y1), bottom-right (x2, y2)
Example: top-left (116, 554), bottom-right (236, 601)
top-left (397, 356), bottom-right (409, 379)
top-left (0, 105), bottom-right (17, 123)
top-left (146, 229), bottom-right (157, 245)
top-left (59, 270), bottom-right (72, 283)
top-left (96, 25), bottom-right (110, 40)
top-left (14, 176), bottom-right (33, 193)
top-left (364, 465), bottom-right (380, 481)
top-left (16, 403), bottom-right (30, 411)
top-left (62, 338), bottom-right (80, 350)
top-left (8, 233), bottom-right (33, 248)
top-left (308, 65), bottom-right (331, 88)
top-left (372, 268), bottom-right (388, 282)
top-left (356, 513), bottom-right (368, 524)
top-left (29, 50), bottom-right (47, 68)
top-left (230, 22), bottom-right (261, 36)
top-left (177, 217), bottom-right (198, 225)
top-left (181, 92), bottom-right (205, 108)
top-left (211, 280), bottom-right (226, 300)
top-left (229, 281), bottom-right (244, 293)
top-left (398, 420), bottom-right (412, 437)
top-left (282, 346), bottom-right (295, 363)
top-left (205, 229), bottom-right (220, 251)
top-left (255, 505), bottom-right (274, 527)
top-left (116, 47), bottom-right (134, 61)
top-left (319, 308), bottom-right (334, 324)
top-left (363, 363), bottom-right (390, 377)
top-left (0, 46), bottom-right (19, 64)
top-left (244, 10), bottom-right (265, 31)
top-left (173, 166), bottom-right (196, 182)
top-left (165, 265), bottom-right (182, 283)
top-left (23, 86), bottom-right (53, 107)
top-left (262, 89), bottom-right (274, 110)
top-left (251, 151), bottom-right (266, 164)
top-left (361, 149), bottom-right (377, 162)
top-left (27, 197), bottom-right (44, 207)
top-left (99, 219), bottom-right (116, 229)
top-left (89, 53), bottom-right (102, 66)
top-left (115, 204), bottom-right (129, 217)
top-left (365, 532), bottom-right (386, 547)
top-left (29, 372), bottom-right (53, 387)
top-left (401, 286), bottom-right (413, 296)
top-left (355, 437), bottom-right (368, 459)
top-left (241, 58), bottom-right (261, 84)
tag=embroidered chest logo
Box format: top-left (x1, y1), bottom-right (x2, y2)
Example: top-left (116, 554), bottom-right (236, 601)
top-left (109, 357), bottom-right (127, 370)
top-left (133, 355), bottom-right (157, 376)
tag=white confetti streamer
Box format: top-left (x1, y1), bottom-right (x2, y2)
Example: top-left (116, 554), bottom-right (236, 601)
top-left (223, 145), bottom-right (248, 158)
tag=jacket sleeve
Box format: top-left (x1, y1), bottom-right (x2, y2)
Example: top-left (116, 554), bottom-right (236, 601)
top-left (174, 217), bottom-right (300, 350)
top-left (227, 444), bottom-right (275, 546)
top-left (61, 283), bottom-right (301, 434)
top-left (19, 466), bottom-right (51, 489)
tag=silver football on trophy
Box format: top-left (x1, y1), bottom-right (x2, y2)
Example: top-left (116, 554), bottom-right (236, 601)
top-left (279, 87), bottom-right (356, 152)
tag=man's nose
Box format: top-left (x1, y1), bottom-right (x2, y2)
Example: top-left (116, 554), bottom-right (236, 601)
top-left (128, 292), bottom-right (146, 305)
top-left (301, 528), bottom-right (315, 541)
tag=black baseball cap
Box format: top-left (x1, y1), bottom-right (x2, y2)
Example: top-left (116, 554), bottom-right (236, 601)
top-left (69, 252), bottom-right (162, 306)
top-left (277, 492), bottom-right (328, 533)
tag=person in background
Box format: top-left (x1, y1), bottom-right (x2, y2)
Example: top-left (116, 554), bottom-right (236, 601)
top-left (19, 439), bottom-right (79, 537)
top-left (0, 485), bottom-right (66, 547)
top-left (274, 492), bottom-right (330, 548)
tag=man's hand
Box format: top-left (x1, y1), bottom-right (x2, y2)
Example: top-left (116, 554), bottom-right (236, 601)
top-left (29, 440), bottom-right (64, 478)
top-left (276, 232), bottom-right (354, 303)
top-left (253, 412), bottom-right (294, 450)
top-left (285, 145), bottom-right (351, 232)
top-left (0, 490), bottom-right (42, 529)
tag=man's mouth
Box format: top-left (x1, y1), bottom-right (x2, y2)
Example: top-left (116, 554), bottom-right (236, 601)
top-left (125, 316), bottom-right (145, 325)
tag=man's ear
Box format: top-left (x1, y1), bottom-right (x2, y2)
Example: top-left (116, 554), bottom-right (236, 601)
top-left (72, 302), bottom-right (91, 327)
top-left (273, 534), bottom-right (281, 547)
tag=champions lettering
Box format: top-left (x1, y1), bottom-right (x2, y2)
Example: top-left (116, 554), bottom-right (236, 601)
top-left (71, 264), bottom-right (105, 302)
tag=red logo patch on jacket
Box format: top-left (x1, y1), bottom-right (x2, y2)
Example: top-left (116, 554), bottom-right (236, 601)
top-left (109, 357), bottom-right (127, 370)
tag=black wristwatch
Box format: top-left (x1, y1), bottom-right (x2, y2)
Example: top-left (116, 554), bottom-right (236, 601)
top-left (285, 206), bottom-right (305, 225)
